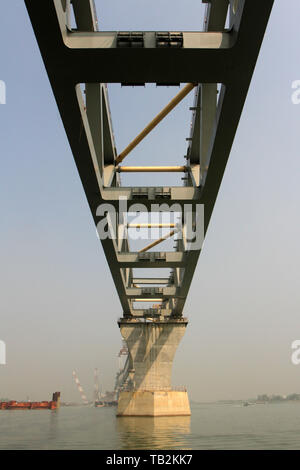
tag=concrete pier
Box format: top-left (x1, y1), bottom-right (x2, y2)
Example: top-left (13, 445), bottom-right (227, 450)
top-left (117, 319), bottom-right (191, 416)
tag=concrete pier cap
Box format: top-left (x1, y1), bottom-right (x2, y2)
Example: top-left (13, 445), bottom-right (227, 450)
top-left (117, 318), bottom-right (191, 417)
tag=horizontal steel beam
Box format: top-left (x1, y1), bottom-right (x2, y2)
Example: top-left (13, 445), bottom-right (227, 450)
top-left (118, 166), bottom-right (187, 172)
top-left (131, 278), bottom-right (171, 285)
top-left (25, 0), bottom-right (273, 85)
top-left (128, 224), bottom-right (176, 228)
top-left (65, 31), bottom-right (233, 50)
top-left (117, 252), bottom-right (186, 268)
top-left (126, 287), bottom-right (181, 299)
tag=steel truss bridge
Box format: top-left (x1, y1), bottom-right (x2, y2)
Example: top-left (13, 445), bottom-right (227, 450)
top-left (25, 0), bottom-right (274, 410)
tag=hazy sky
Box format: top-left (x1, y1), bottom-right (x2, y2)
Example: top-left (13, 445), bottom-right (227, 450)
top-left (1, 0), bottom-right (300, 402)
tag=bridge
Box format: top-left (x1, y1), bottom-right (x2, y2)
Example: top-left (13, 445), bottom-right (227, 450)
top-left (25, 0), bottom-right (274, 416)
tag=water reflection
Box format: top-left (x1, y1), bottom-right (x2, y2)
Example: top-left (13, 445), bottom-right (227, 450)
top-left (48, 410), bottom-right (59, 442)
top-left (116, 415), bottom-right (191, 449)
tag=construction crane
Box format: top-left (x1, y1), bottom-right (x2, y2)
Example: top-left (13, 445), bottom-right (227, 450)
top-left (72, 370), bottom-right (89, 405)
top-left (114, 340), bottom-right (130, 397)
top-left (73, 345), bottom-right (126, 406)
top-left (117, 340), bottom-right (128, 372)
top-left (94, 368), bottom-right (101, 404)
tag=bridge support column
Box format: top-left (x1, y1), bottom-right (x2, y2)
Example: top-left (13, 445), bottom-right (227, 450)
top-left (117, 318), bottom-right (191, 416)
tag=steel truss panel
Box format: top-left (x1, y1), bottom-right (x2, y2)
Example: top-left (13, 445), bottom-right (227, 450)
top-left (25, 0), bottom-right (274, 319)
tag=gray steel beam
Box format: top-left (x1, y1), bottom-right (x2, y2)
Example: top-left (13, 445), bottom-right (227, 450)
top-left (117, 252), bottom-right (186, 269)
top-left (25, 1), bottom-right (272, 85)
top-left (126, 287), bottom-right (181, 299)
top-left (85, 83), bottom-right (104, 176)
top-left (132, 278), bottom-right (171, 285)
top-left (188, 89), bottom-right (201, 165)
top-left (65, 31), bottom-right (232, 50)
top-left (72, 0), bottom-right (98, 31)
top-left (24, 0), bottom-right (274, 321)
top-left (203, 0), bottom-right (230, 31)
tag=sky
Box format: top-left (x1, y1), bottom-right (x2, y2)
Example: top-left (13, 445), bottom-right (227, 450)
top-left (0, 0), bottom-right (300, 402)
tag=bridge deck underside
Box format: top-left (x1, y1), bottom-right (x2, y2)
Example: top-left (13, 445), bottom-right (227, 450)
top-left (25, 0), bottom-right (273, 319)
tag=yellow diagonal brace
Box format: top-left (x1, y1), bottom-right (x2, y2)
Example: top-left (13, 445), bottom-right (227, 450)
top-left (116, 83), bottom-right (197, 164)
top-left (138, 229), bottom-right (176, 253)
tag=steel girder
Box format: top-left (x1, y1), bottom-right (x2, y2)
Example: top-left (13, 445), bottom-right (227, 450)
top-left (25, 0), bottom-right (274, 319)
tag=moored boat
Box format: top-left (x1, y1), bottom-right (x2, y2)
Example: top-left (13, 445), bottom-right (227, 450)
top-left (0, 392), bottom-right (61, 410)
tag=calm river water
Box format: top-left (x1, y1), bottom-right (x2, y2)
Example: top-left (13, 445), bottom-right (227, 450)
top-left (1, 403), bottom-right (300, 450)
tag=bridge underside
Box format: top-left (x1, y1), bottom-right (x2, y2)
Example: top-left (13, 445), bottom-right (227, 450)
top-left (25, 0), bottom-right (273, 415)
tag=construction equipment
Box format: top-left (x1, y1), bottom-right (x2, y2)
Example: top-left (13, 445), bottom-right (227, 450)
top-left (72, 370), bottom-right (89, 405)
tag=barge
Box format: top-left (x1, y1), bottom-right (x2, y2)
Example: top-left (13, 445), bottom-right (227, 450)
top-left (0, 392), bottom-right (60, 410)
